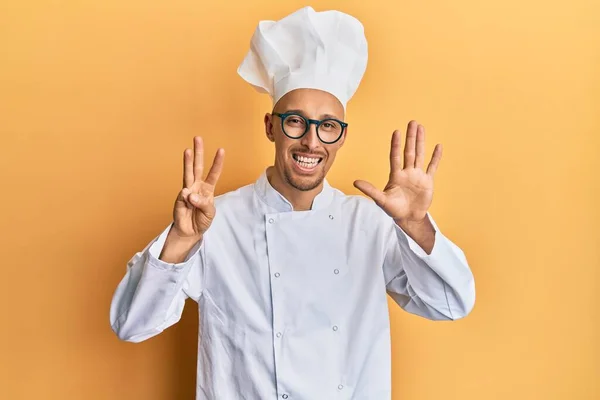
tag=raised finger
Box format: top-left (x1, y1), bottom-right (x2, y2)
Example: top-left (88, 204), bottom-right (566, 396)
top-left (415, 124), bottom-right (426, 169)
top-left (183, 149), bottom-right (194, 189)
top-left (426, 144), bottom-right (443, 176)
top-left (389, 130), bottom-right (402, 172)
top-left (205, 148), bottom-right (225, 186)
top-left (403, 120), bottom-right (418, 169)
top-left (193, 136), bottom-right (204, 182)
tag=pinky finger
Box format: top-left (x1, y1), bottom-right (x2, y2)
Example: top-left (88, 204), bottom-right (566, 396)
top-left (180, 188), bottom-right (194, 209)
top-left (426, 144), bottom-right (443, 176)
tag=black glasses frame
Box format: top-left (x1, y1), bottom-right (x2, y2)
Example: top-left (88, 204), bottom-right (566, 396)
top-left (272, 112), bottom-right (348, 144)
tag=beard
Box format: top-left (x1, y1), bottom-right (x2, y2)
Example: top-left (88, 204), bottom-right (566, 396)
top-left (283, 163), bottom-right (326, 191)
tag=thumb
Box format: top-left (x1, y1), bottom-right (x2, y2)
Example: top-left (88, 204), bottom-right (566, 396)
top-left (189, 193), bottom-right (201, 203)
top-left (189, 193), bottom-right (213, 210)
top-left (353, 180), bottom-right (386, 206)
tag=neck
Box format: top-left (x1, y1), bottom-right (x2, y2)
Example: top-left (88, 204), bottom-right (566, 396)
top-left (266, 166), bottom-right (323, 211)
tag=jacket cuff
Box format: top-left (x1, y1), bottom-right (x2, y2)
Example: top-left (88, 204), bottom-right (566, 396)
top-left (394, 212), bottom-right (444, 260)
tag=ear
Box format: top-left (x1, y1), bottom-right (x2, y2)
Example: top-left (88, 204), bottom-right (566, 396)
top-left (264, 113), bottom-right (275, 142)
top-left (338, 126), bottom-right (348, 148)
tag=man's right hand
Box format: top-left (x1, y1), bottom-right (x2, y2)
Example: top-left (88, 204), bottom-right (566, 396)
top-left (171, 136), bottom-right (225, 242)
top-left (159, 137), bottom-right (224, 263)
top-left (173, 136), bottom-right (225, 238)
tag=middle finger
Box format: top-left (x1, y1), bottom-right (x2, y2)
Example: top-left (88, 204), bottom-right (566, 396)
top-left (193, 136), bottom-right (204, 181)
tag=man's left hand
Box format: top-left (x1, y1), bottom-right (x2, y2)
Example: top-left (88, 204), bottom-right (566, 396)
top-left (354, 120), bottom-right (442, 224)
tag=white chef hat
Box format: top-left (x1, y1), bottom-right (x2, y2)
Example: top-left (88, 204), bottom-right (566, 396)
top-left (237, 6), bottom-right (368, 110)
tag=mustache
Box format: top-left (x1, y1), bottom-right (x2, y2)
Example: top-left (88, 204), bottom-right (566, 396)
top-left (289, 148), bottom-right (326, 157)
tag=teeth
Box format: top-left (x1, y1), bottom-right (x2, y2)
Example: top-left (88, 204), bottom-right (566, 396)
top-left (296, 155), bottom-right (319, 164)
top-left (293, 154), bottom-right (322, 170)
top-left (293, 154), bottom-right (321, 169)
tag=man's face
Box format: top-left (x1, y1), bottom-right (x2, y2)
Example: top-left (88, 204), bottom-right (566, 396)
top-left (264, 89), bottom-right (347, 192)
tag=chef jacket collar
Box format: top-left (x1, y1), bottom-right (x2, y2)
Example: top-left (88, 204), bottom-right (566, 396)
top-left (255, 167), bottom-right (335, 212)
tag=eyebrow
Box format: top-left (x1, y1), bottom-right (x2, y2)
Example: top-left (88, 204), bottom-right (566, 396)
top-left (283, 109), bottom-right (343, 120)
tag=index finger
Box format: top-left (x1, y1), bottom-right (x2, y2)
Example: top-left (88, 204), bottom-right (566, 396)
top-left (389, 130), bottom-right (402, 172)
top-left (204, 148), bottom-right (225, 186)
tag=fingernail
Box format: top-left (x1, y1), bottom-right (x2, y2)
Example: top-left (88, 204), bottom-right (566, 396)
top-left (191, 194), bottom-right (200, 202)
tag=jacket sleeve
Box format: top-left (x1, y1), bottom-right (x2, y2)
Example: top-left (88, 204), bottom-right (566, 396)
top-left (383, 212), bottom-right (475, 320)
top-left (109, 222), bottom-right (205, 342)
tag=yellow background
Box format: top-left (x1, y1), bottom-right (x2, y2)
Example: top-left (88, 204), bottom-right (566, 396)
top-left (1, 0), bottom-right (598, 399)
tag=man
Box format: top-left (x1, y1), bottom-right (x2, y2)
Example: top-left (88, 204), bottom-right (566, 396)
top-left (110, 6), bottom-right (475, 400)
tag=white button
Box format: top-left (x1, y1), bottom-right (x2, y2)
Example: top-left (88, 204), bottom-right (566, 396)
top-left (276, 332), bottom-right (282, 338)
top-left (338, 384), bottom-right (344, 390)
top-left (332, 326), bottom-right (338, 331)
top-left (282, 395), bottom-right (289, 399)
top-left (274, 272), bottom-right (281, 278)
top-left (329, 215), bottom-right (334, 219)
top-left (269, 218), bottom-right (274, 223)
top-left (334, 269), bottom-right (339, 274)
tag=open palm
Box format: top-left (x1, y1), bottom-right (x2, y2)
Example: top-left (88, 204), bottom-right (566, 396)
top-left (354, 121), bottom-right (442, 222)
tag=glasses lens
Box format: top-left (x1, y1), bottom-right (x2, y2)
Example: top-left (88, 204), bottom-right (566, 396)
top-left (317, 119), bottom-right (343, 143)
top-left (282, 114), bottom-right (307, 138)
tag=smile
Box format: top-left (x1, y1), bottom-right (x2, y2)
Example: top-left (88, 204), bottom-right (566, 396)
top-left (292, 154), bottom-right (323, 171)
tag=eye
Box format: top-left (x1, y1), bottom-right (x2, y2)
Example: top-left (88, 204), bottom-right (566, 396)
top-left (285, 116), bottom-right (306, 126)
top-left (320, 120), bottom-right (342, 132)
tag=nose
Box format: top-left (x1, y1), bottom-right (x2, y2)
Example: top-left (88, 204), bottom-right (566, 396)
top-left (300, 123), bottom-right (320, 151)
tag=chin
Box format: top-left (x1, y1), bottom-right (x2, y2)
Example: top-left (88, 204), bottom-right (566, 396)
top-left (284, 166), bottom-right (325, 192)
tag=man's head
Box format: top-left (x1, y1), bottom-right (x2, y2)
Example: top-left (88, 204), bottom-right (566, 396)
top-left (264, 88), bottom-right (346, 192)
top-left (238, 6), bottom-right (367, 199)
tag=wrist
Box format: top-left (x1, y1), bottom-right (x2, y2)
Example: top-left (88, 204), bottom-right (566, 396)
top-left (159, 228), bottom-right (202, 264)
top-left (393, 214), bottom-right (428, 229)
top-left (393, 214), bottom-right (436, 255)
top-left (166, 226), bottom-right (203, 244)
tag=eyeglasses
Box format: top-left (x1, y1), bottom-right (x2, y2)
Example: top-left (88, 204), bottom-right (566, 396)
top-left (272, 112), bottom-right (348, 144)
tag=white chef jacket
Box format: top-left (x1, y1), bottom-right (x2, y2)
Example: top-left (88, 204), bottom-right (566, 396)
top-left (110, 170), bottom-right (475, 400)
